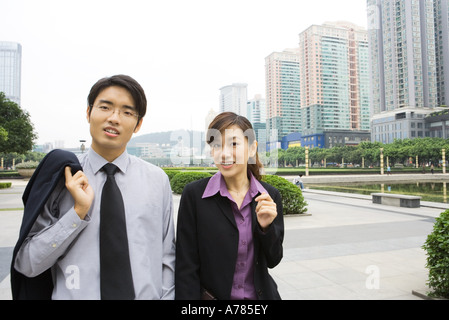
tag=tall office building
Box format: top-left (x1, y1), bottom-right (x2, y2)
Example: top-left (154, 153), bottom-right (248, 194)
top-left (265, 48), bottom-right (301, 143)
top-left (298, 22), bottom-right (370, 147)
top-left (219, 83), bottom-right (248, 118)
top-left (247, 94), bottom-right (266, 124)
top-left (0, 41), bottom-right (22, 105)
top-left (368, 0), bottom-right (449, 143)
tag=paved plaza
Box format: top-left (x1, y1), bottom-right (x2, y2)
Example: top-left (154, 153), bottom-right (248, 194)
top-left (1, 175), bottom-right (448, 300)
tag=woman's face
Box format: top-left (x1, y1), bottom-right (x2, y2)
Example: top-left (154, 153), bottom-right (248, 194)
top-left (210, 124), bottom-right (257, 179)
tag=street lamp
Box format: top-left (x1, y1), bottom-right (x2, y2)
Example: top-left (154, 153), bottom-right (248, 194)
top-left (380, 148), bottom-right (384, 175)
top-left (443, 149), bottom-right (446, 174)
top-left (305, 146), bottom-right (309, 176)
top-left (80, 140), bottom-right (86, 154)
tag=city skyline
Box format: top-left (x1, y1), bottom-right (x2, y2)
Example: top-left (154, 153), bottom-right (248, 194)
top-left (0, 0), bottom-right (368, 148)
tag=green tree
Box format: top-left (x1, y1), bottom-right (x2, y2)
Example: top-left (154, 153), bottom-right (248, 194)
top-left (0, 126), bottom-right (7, 143)
top-left (0, 92), bottom-right (37, 154)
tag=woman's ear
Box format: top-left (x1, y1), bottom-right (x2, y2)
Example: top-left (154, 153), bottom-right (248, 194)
top-left (248, 141), bottom-right (258, 165)
top-left (249, 141), bottom-right (258, 158)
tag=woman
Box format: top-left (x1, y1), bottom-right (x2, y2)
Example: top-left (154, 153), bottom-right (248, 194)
top-left (175, 112), bottom-right (284, 300)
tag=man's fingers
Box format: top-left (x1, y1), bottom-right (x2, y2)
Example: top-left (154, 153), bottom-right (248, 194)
top-left (64, 166), bottom-right (73, 182)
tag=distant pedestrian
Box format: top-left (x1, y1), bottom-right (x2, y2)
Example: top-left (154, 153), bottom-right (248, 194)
top-left (387, 166), bottom-right (391, 175)
top-left (293, 174), bottom-right (304, 190)
top-left (431, 164), bottom-right (434, 174)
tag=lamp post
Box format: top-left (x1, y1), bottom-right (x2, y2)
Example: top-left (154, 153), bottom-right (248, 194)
top-left (443, 149), bottom-right (446, 174)
top-left (305, 146), bottom-right (309, 176)
top-left (380, 148), bottom-right (384, 175)
top-left (80, 140), bottom-right (86, 154)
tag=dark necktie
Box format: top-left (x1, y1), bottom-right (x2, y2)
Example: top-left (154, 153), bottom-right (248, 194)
top-left (100, 163), bottom-right (135, 300)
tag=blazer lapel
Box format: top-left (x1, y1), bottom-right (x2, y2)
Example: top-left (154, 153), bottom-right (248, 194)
top-left (213, 194), bottom-right (237, 229)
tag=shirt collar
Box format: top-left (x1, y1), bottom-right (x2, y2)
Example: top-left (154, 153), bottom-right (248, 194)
top-left (87, 148), bottom-right (129, 175)
top-left (202, 171), bottom-right (267, 199)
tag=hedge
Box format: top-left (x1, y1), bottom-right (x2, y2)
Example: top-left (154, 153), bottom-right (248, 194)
top-left (170, 172), bottom-right (212, 194)
top-left (164, 170), bottom-right (182, 181)
top-left (262, 175), bottom-right (308, 215)
top-left (168, 170), bottom-right (309, 216)
top-left (0, 182), bottom-right (12, 189)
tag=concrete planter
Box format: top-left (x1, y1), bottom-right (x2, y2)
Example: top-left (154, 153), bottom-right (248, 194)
top-left (17, 168), bottom-right (36, 178)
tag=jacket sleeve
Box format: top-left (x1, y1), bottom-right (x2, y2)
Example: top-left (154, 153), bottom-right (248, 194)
top-left (256, 188), bottom-right (284, 269)
top-left (14, 180), bottom-right (89, 277)
top-left (175, 183), bottom-right (202, 300)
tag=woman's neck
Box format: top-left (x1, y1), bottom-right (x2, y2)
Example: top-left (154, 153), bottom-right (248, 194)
top-left (223, 171), bottom-right (249, 193)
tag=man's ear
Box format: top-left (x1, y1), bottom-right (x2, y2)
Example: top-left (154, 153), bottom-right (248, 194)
top-left (134, 118), bottom-right (143, 133)
top-left (86, 105), bottom-right (91, 123)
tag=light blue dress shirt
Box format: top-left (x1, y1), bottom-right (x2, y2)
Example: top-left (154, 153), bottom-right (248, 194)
top-left (14, 148), bottom-right (175, 299)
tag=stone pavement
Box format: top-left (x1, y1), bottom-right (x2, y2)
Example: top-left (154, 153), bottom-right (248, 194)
top-left (1, 176), bottom-right (447, 300)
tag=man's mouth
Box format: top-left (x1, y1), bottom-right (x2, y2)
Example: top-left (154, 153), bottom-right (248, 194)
top-left (104, 127), bottom-right (120, 137)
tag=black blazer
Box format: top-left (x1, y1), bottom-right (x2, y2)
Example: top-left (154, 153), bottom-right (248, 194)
top-left (10, 149), bottom-right (82, 300)
top-left (175, 177), bottom-right (284, 300)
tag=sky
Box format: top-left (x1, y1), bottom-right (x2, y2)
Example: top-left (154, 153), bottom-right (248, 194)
top-left (0, 0), bottom-right (368, 148)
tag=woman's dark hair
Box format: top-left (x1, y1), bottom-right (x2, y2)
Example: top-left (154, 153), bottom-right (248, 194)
top-left (87, 74), bottom-right (147, 123)
top-left (207, 112), bottom-right (264, 180)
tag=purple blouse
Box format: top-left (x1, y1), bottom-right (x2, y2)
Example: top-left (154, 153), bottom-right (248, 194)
top-left (202, 172), bottom-right (268, 300)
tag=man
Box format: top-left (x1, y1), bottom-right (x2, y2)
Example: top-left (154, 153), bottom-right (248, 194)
top-left (13, 75), bottom-right (175, 299)
top-left (293, 174), bottom-right (304, 190)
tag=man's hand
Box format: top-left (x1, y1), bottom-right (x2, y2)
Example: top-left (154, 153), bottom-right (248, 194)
top-left (64, 166), bottom-right (94, 220)
top-left (255, 193), bottom-right (277, 232)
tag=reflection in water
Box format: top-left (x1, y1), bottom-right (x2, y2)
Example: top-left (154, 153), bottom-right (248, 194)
top-left (308, 181), bottom-right (449, 203)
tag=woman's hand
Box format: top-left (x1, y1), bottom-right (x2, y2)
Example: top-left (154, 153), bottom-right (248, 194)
top-left (255, 193), bottom-right (277, 232)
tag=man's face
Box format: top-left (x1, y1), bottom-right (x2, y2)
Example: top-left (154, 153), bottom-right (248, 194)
top-left (87, 86), bottom-right (142, 161)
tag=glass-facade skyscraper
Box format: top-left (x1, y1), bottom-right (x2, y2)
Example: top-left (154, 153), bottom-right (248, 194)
top-left (0, 41), bottom-right (22, 105)
top-left (219, 83), bottom-right (248, 118)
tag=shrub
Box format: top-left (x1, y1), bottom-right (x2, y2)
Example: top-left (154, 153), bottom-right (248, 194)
top-left (0, 182), bottom-right (12, 189)
top-left (262, 175), bottom-right (308, 215)
top-left (15, 161), bottom-right (39, 169)
top-left (171, 172), bottom-right (212, 194)
top-left (422, 209), bottom-right (449, 299)
top-left (163, 169), bottom-right (181, 181)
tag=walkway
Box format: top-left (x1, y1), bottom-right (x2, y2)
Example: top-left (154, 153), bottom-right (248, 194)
top-left (1, 176), bottom-right (447, 300)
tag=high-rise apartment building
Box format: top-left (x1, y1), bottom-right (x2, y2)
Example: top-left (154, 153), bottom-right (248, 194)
top-left (368, 0), bottom-right (449, 143)
top-left (435, 0), bottom-right (449, 107)
top-left (265, 48), bottom-right (301, 143)
top-left (219, 83), bottom-right (248, 118)
top-left (0, 41), bottom-right (22, 105)
top-left (298, 22), bottom-right (370, 140)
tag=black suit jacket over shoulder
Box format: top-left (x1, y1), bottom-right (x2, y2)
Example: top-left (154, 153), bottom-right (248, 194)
top-left (175, 177), bottom-right (284, 300)
top-left (10, 149), bottom-right (82, 300)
